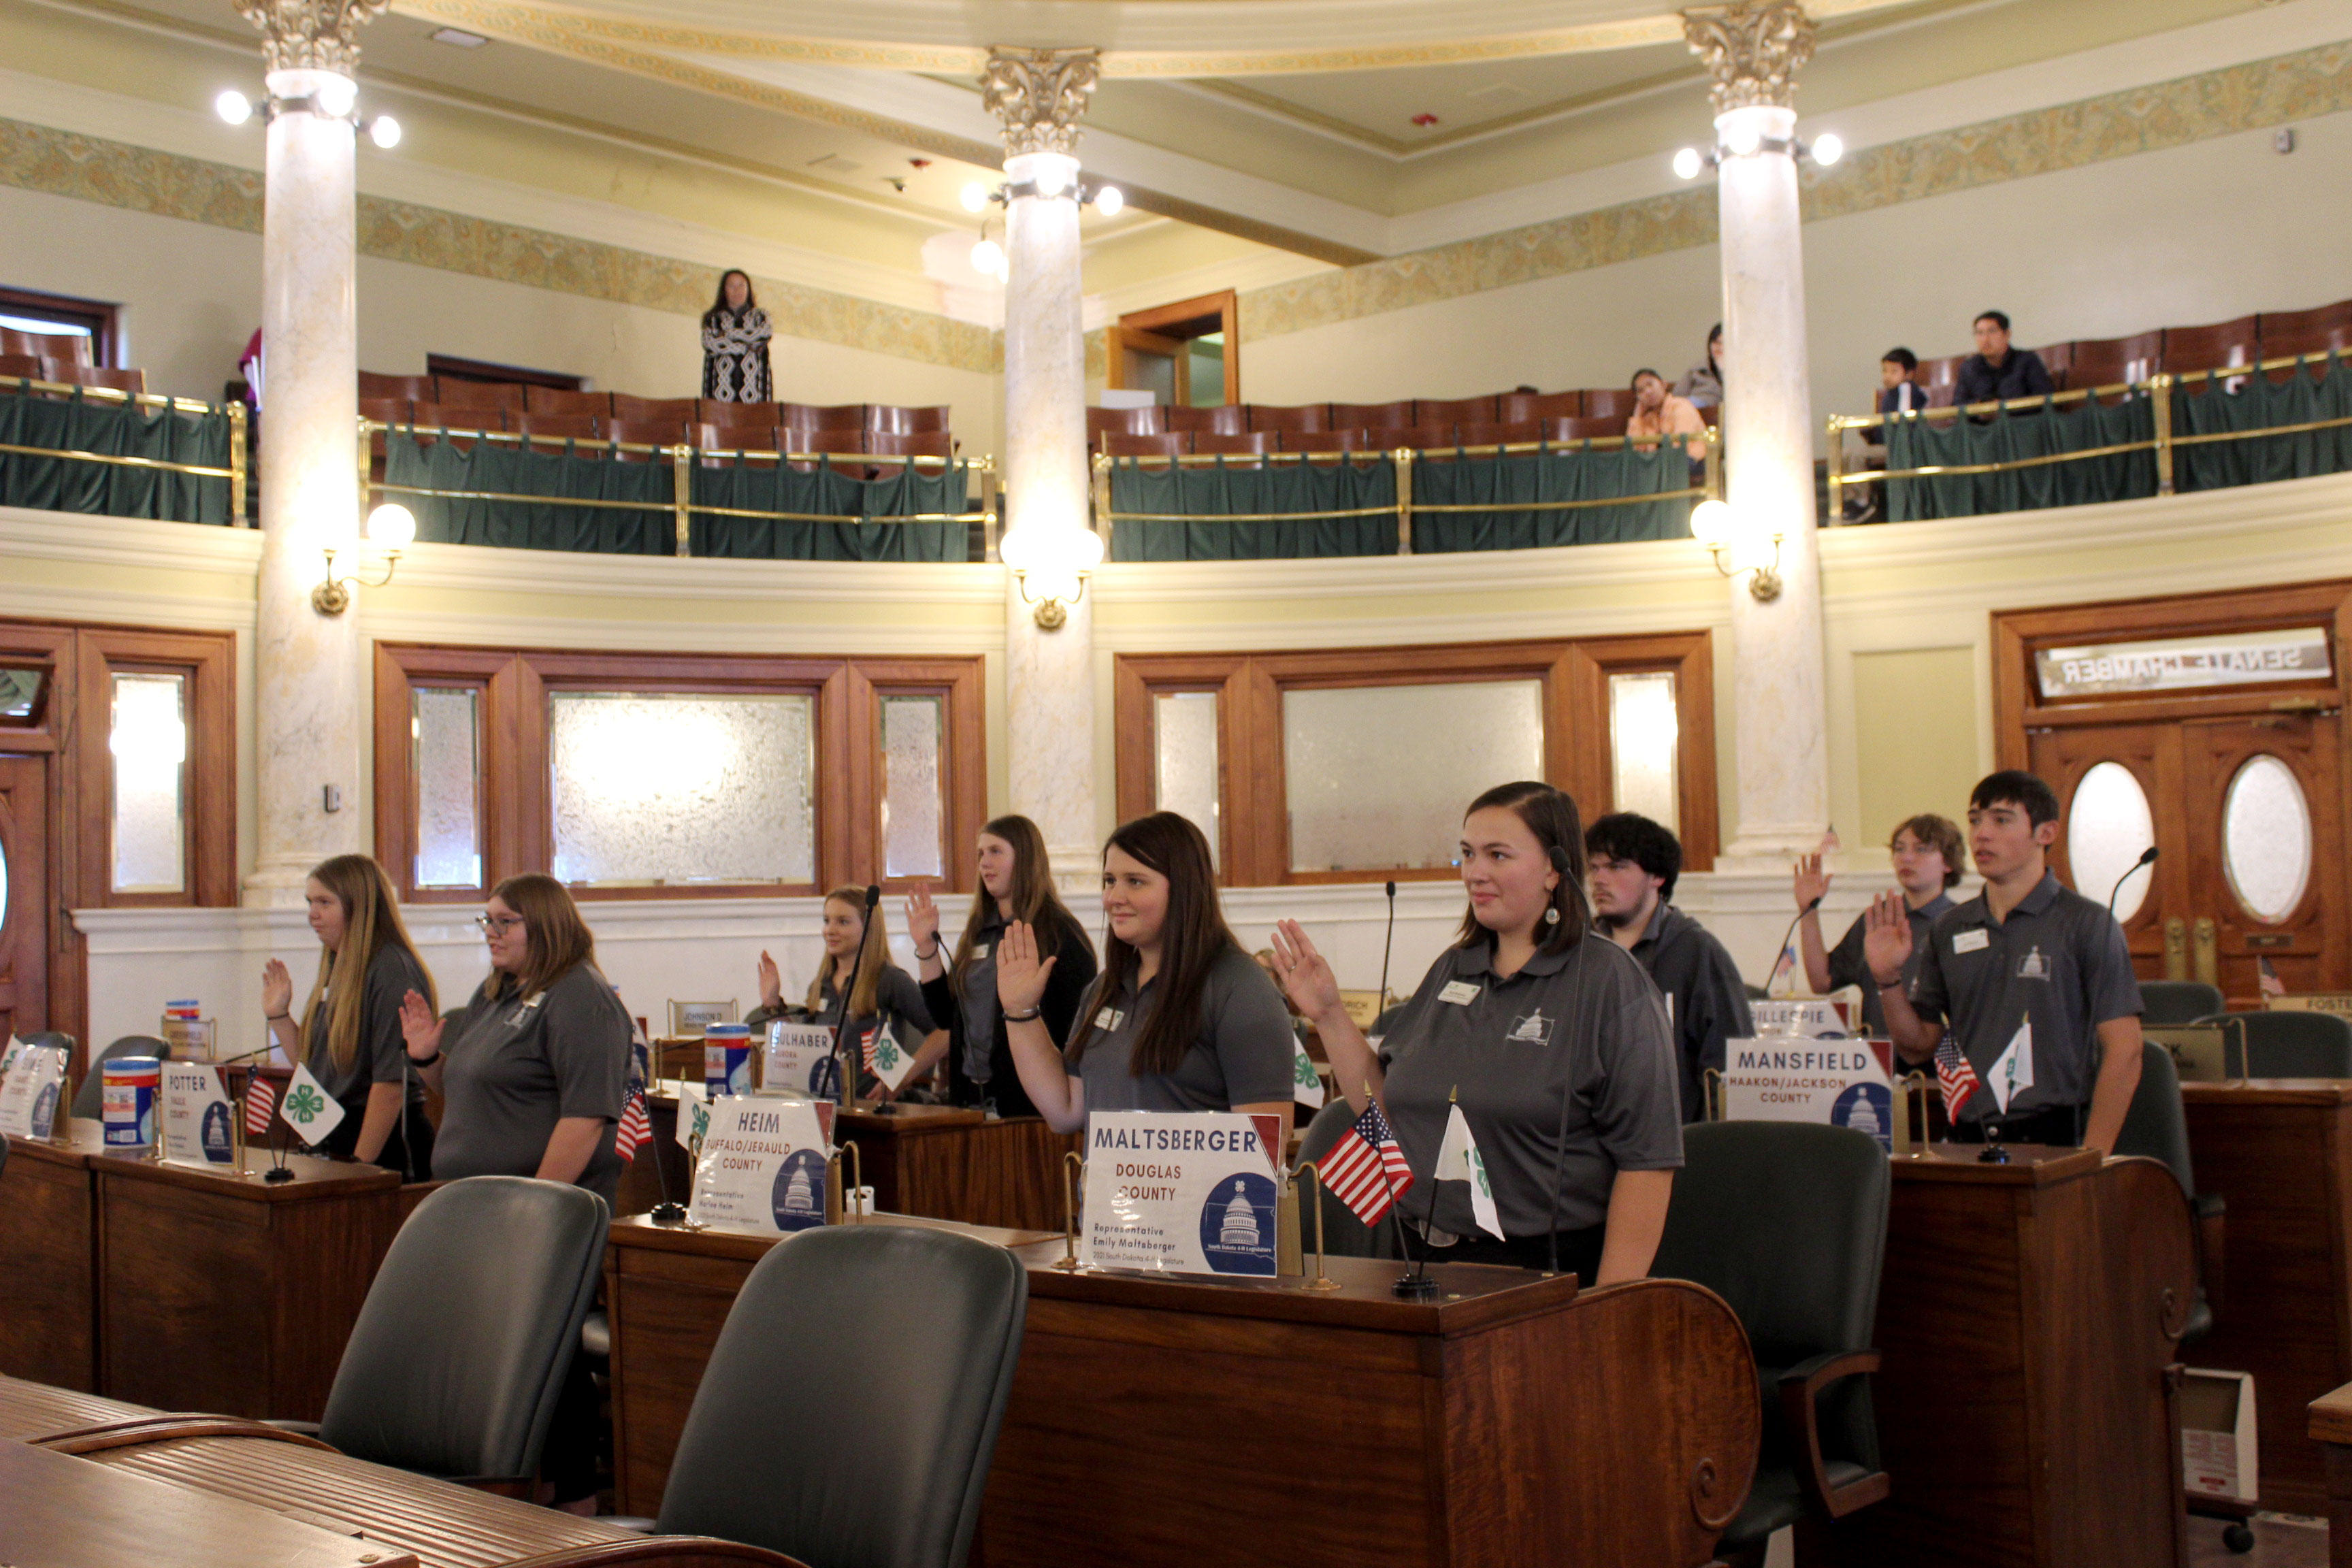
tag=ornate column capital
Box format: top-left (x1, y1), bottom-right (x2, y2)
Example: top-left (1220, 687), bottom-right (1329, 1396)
top-left (980, 46), bottom-right (1101, 159)
top-left (1682, 1), bottom-right (1815, 114)
top-left (235, 0), bottom-right (391, 75)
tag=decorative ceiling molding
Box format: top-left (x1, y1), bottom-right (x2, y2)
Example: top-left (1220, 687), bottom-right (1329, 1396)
top-left (1682, 1), bottom-right (1817, 115)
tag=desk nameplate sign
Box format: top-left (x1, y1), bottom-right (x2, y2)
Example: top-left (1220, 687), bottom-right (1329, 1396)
top-left (1750, 999), bottom-right (1852, 1037)
top-left (762, 1021), bottom-right (843, 1100)
top-left (2035, 626), bottom-right (2332, 699)
top-left (687, 1094), bottom-right (832, 1236)
top-left (0, 1041), bottom-right (65, 1139)
top-left (159, 1017), bottom-right (216, 1060)
top-left (1081, 1111), bottom-right (1281, 1279)
top-left (159, 1062), bottom-right (235, 1166)
top-left (2268, 994), bottom-right (2352, 1019)
top-left (1724, 1036), bottom-right (1896, 1150)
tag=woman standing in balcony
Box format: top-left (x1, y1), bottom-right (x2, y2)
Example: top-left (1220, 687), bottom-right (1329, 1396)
top-left (701, 268), bottom-right (772, 403)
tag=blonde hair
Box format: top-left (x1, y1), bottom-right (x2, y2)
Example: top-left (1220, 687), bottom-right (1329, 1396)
top-left (806, 887), bottom-right (888, 1019)
top-left (301, 855), bottom-right (437, 1071)
top-left (484, 872), bottom-right (598, 1002)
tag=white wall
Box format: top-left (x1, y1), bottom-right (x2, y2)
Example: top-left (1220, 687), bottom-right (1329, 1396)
top-left (1243, 112), bottom-right (2352, 444)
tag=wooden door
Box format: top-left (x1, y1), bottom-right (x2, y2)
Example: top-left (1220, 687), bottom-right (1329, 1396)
top-left (0, 753), bottom-right (49, 1037)
top-left (1110, 327), bottom-right (1183, 405)
top-left (2029, 721), bottom-right (2176, 975)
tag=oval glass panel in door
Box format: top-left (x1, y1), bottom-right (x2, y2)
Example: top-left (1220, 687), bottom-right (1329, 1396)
top-left (2223, 754), bottom-right (2312, 923)
top-left (2068, 762), bottom-right (2157, 921)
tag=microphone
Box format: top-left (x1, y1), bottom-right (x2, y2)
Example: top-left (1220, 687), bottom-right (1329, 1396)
top-left (2107, 846), bottom-right (2157, 917)
top-left (828, 885), bottom-right (884, 1113)
top-left (1769, 896), bottom-right (1823, 998)
top-left (1377, 881), bottom-right (1398, 1015)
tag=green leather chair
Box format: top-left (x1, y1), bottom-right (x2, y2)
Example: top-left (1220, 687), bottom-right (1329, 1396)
top-left (646, 1223), bottom-right (1028, 1568)
top-left (1651, 1122), bottom-right (1892, 1565)
top-left (2114, 1041), bottom-right (2224, 1341)
top-left (2197, 1009), bottom-right (2352, 1078)
top-left (2140, 981), bottom-right (2224, 1026)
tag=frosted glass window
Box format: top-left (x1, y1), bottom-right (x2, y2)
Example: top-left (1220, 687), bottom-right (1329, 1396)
top-left (1609, 672), bottom-right (1680, 834)
top-left (2066, 762), bottom-right (2155, 920)
top-left (412, 687), bottom-right (483, 889)
top-left (2223, 754), bottom-right (2311, 923)
top-left (1284, 681), bottom-right (1543, 872)
top-left (1154, 692), bottom-right (1221, 870)
top-left (880, 694), bottom-right (945, 881)
top-left (111, 671), bottom-right (186, 894)
top-left (550, 691), bottom-right (815, 886)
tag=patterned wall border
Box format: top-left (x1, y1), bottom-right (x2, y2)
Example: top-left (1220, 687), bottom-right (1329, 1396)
top-left (1240, 38), bottom-right (2352, 342)
top-left (0, 114), bottom-right (1000, 375)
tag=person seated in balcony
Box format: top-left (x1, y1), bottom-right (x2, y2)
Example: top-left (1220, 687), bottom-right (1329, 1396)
top-left (1953, 310), bottom-right (2055, 410)
top-left (1671, 323), bottom-right (1725, 410)
top-left (701, 268), bottom-right (772, 404)
top-left (1845, 348), bottom-right (1936, 522)
top-left (1627, 368), bottom-right (1709, 473)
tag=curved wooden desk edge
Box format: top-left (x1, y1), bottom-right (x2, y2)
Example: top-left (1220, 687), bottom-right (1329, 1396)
top-left (504, 1539), bottom-right (811, 1568)
top-left (33, 1414), bottom-right (339, 1455)
top-left (1578, 1275), bottom-right (1763, 1539)
top-left (2310, 1379), bottom-right (2352, 1446)
top-left (2102, 1154), bottom-right (2202, 1346)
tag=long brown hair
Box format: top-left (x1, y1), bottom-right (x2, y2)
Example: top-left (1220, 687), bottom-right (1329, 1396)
top-left (484, 872), bottom-right (598, 1002)
top-left (1067, 812), bottom-right (1237, 1077)
top-left (301, 854), bottom-right (436, 1071)
top-left (949, 815), bottom-right (1079, 984)
top-left (1454, 781), bottom-right (1591, 955)
top-left (703, 268), bottom-right (756, 326)
top-left (805, 887), bottom-right (888, 1019)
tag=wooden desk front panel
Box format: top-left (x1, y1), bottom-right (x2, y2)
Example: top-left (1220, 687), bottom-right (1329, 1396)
top-left (607, 1241), bottom-right (757, 1515)
top-left (0, 1141), bottom-right (100, 1389)
top-left (875, 1116), bottom-right (1080, 1234)
top-left (2182, 1091), bottom-right (2352, 1514)
top-left (96, 1166), bottom-right (398, 1420)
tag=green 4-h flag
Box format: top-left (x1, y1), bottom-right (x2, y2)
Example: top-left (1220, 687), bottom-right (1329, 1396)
top-left (278, 1062), bottom-right (346, 1147)
top-left (864, 1024), bottom-right (919, 1094)
top-left (1291, 1037), bottom-right (1326, 1109)
top-left (1435, 1101), bottom-right (1503, 1239)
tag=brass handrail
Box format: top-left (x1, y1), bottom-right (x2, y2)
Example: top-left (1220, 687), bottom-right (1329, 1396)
top-left (363, 417), bottom-right (990, 472)
top-left (1, 376), bottom-right (247, 526)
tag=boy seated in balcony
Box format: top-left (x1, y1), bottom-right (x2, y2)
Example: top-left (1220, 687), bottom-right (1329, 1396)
top-left (1844, 348), bottom-right (1934, 522)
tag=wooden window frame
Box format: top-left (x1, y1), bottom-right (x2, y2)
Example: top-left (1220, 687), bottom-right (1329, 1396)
top-left (1115, 634), bottom-right (1716, 887)
top-left (76, 630), bottom-right (236, 909)
top-left (424, 354), bottom-right (586, 392)
top-left (1110, 289), bottom-right (1240, 407)
top-left (0, 284), bottom-right (118, 368)
top-left (375, 643), bottom-right (984, 902)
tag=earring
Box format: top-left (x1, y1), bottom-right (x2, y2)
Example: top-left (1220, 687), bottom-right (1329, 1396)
top-left (1544, 906), bottom-right (1561, 926)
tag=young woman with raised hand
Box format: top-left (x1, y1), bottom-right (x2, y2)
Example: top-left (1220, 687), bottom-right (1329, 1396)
top-left (904, 815), bottom-right (1098, 1117)
top-left (749, 886), bottom-right (938, 1100)
top-left (994, 811), bottom-right (1293, 1134)
top-left (259, 853), bottom-right (436, 1174)
top-left (1269, 781), bottom-right (1683, 1286)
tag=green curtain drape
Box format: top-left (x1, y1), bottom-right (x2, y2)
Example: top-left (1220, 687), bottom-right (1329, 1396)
top-left (2172, 355), bottom-right (2352, 492)
top-left (1882, 396), bottom-right (2157, 521)
top-left (1107, 455), bottom-right (1397, 560)
top-left (1409, 442), bottom-right (1693, 551)
top-left (690, 455), bottom-right (970, 561)
top-left (385, 434), bottom-right (673, 555)
top-left (0, 389), bottom-right (232, 524)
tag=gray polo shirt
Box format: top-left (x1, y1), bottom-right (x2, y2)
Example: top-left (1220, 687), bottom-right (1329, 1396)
top-left (306, 943), bottom-right (432, 1113)
top-left (1827, 892), bottom-right (1953, 1037)
top-left (433, 964), bottom-right (632, 1205)
top-left (1909, 872), bottom-right (2142, 1121)
top-left (1628, 901), bottom-right (1754, 1123)
top-left (1379, 934), bottom-right (1683, 1237)
top-left (1073, 945), bottom-right (1294, 1117)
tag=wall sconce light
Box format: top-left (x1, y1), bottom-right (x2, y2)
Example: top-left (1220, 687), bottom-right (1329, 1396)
top-left (1690, 499), bottom-right (1783, 602)
top-left (314, 503), bottom-right (414, 615)
top-left (216, 83), bottom-right (400, 147)
top-left (1672, 128), bottom-right (1841, 179)
top-left (998, 523), bottom-right (1105, 630)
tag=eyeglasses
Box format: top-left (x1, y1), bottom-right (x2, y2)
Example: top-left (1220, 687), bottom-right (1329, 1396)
top-left (474, 914), bottom-right (524, 934)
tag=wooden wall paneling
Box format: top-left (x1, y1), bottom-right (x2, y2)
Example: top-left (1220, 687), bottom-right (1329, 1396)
top-left (0, 755), bottom-right (50, 1039)
top-left (814, 664), bottom-right (853, 893)
top-left (0, 623), bottom-right (80, 1051)
top-left (497, 653), bottom-right (544, 885)
top-left (0, 1128), bottom-right (105, 1389)
top-left (838, 661), bottom-right (879, 885)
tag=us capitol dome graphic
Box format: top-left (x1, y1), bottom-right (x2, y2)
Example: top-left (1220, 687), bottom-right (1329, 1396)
top-left (1848, 1094), bottom-right (1881, 1141)
top-left (782, 1163), bottom-right (816, 1215)
top-left (1218, 1181), bottom-right (1260, 1247)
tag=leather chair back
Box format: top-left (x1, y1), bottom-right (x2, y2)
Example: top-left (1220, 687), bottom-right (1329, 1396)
top-left (2140, 981), bottom-right (2225, 1026)
top-left (2200, 1009), bottom-right (2352, 1078)
top-left (657, 1224), bottom-right (1028, 1568)
top-left (2115, 1041), bottom-right (2196, 1198)
top-left (70, 1035), bottom-right (171, 1121)
top-left (318, 1176), bottom-right (606, 1481)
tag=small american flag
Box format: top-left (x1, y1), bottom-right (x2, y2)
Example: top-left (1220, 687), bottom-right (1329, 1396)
top-left (243, 1072), bottom-right (277, 1137)
top-left (615, 1085), bottom-right (652, 1164)
top-left (1935, 1037), bottom-right (1982, 1124)
top-left (1318, 1098), bottom-right (1416, 1226)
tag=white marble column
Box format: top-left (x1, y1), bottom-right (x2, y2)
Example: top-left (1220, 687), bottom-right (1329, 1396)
top-left (1688, 4), bottom-right (1829, 866)
top-left (238, 5), bottom-right (382, 904)
top-left (984, 49), bottom-right (1102, 885)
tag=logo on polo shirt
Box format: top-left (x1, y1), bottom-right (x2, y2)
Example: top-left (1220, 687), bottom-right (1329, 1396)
top-left (2018, 946), bottom-right (2049, 980)
top-left (1505, 1009), bottom-right (1555, 1046)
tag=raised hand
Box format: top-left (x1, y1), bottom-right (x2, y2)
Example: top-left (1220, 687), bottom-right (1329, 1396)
top-left (1793, 851), bottom-right (1831, 913)
top-left (261, 958), bottom-right (294, 1020)
top-left (756, 949), bottom-right (783, 1012)
top-left (996, 919), bottom-right (1056, 1017)
top-left (1861, 891), bottom-right (1914, 989)
top-left (1269, 920), bottom-right (1344, 1026)
top-left (397, 987), bottom-right (446, 1062)
top-left (904, 886), bottom-right (941, 953)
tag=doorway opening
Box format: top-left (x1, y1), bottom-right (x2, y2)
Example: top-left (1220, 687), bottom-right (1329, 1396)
top-left (1109, 291), bottom-right (1239, 410)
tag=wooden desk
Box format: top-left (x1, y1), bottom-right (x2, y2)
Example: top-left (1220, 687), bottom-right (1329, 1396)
top-left (1818, 1146), bottom-right (2195, 1568)
top-left (0, 1434), bottom-right (419, 1568)
top-left (604, 1214), bottom-right (1759, 1567)
top-left (2308, 1379), bottom-right (2352, 1567)
top-left (2181, 1079), bottom-right (2352, 1514)
top-left (0, 1373), bottom-right (153, 1441)
top-left (0, 1119), bottom-right (110, 1389)
top-left (92, 1150), bottom-right (401, 1421)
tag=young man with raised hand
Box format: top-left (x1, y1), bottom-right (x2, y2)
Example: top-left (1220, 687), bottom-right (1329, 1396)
top-left (1866, 771), bottom-right (2144, 1153)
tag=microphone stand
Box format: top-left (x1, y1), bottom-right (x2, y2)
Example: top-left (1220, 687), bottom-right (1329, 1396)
top-left (1377, 881), bottom-right (1398, 1014)
top-left (1771, 896), bottom-right (1823, 999)
top-left (2107, 846), bottom-right (2159, 918)
top-left (828, 885), bottom-right (883, 1119)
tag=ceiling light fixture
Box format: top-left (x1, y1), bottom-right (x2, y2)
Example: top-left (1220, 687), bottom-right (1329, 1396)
top-left (214, 89), bottom-right (253, 126)
top-left (214, 77), bottom-right (404, 152)
top-left (1672, 127), bottom-right (1848, 180)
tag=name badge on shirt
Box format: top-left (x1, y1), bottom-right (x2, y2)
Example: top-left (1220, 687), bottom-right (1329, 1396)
top-left (506, 993), bottom-right (546, 1027)
top-left (1953, 929), bottom-right (1990, 955)
top-left (1094, 1007), bottom-right (1126, 1031)
top-left (972, 944), bottom-right (990, 960)
top-left (1438, 981), bottom-right (1480, 1007)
